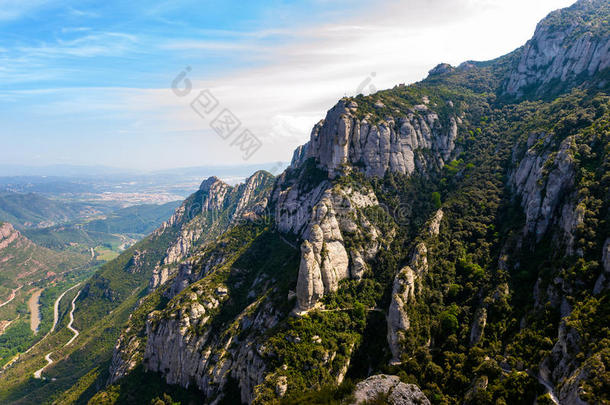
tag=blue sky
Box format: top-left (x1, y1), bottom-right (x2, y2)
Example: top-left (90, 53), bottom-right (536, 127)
top-left (0, 0), bottom-right (574, 170)
top-left (1, 0), bottom-right (368, 89)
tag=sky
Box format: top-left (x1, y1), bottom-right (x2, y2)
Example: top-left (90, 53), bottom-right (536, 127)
top-left (0, 0), bottom-right (576, 171)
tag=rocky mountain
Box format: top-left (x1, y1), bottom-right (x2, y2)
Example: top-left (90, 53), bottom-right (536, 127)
top-left (1, 1), bottom-right (608, 404)
top-left (0, 222), bottom-right (91, 368)
top-left (0, 222), bottom-right (88, 301)
top-left (503, 0), bottom-right (609, 99)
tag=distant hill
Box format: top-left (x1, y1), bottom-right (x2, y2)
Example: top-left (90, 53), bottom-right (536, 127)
top-left (22, 226), bottom-right (123, 252)
top-left (0, 222), bottom-right (88, 301)
top-left (0, 193), bottom-right (106, 229)
top-left (82, 201), bottom-right (181, 236)
top-left (22, 201), bottom-right (181, 252)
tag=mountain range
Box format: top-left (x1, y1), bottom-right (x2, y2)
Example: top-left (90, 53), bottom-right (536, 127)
top-left (0, 1), bottom-right (608, 404)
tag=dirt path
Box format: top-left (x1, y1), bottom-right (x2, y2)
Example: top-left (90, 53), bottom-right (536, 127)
top-left (65, 290), bottom-right (81, 346)
top-left (0, 285), bottom-right (22, 308)
top-left (28, 288), bottom-right (43, 334)
top-left (0, 320), bottom-right (13, 335)
top-left (33, 353), bottom-right (53, 379)
top-left (31, 284), bottom-right (80, 379)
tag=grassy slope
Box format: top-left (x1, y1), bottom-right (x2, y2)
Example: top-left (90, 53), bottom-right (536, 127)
top-left (0, 224), bottom-right (178, 404)
top-left (0, 193), bottom-right (102, 230)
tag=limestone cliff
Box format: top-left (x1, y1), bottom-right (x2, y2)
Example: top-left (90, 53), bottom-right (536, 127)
top-left (387, 242), bottom-right (429, 364)
top-left (149, 171), bottom-right (274, 290)
top-left (292, 98), bottom-right (459, 177)
top-left (504, 0), bottom-right (610, 99)
top-left (294, 185), bottom-right (380, 312)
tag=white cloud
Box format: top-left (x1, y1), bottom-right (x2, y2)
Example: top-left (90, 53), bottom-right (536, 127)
top-left (66, 7), bottom-right (99, 18)
top-left (1, 0), bottom-right (577, 168)
top-left (160, 40), bottom-right (263, 52)
top-left (18, 32), bottom-right (138, 58)
top-left (121, 0), bottom-right (574, 165)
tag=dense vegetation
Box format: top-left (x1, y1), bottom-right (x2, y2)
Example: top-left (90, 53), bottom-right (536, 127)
top-left (1, 2), bottom-right (608, 404)
top-left (268, 86), bottom-right (609, 404)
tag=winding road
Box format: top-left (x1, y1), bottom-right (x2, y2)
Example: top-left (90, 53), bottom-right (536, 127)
top-left (32, 284), bottom-right (81, 379)
top-left (0, 286), bottom-right (22, 308)
top-left (64, 290), bottom-right (81, 346)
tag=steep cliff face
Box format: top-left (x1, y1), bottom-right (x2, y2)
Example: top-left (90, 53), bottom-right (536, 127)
top-left (0, 222), bottom-right (22, 253)
top-left (295, 185), bottom-right (380, 312)
top-left (107, 172), bottom-right (275, 385)
top-left (141, 226), bottom-right (298, 404)
top-left (292, 98), bottom-right (459, 177)
top-left (510, 132), bottom-right (578, 243)
top-left (282, 89), bottom-right (461, 312)
top-left (593, 238), bottom-right (610, 294)
top-left (149, 171), bottom-right (274, 290)
top-left (504, 0), bottom-right (610, 99)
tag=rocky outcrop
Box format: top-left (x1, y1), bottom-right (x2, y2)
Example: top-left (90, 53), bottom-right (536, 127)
top-left (295, 186), bottom-right (380, 312)
top-left (541, 319), bottom-right (585, 405)
top-left (428, 63), bottom-right (455, 76)
top-left (232, 171), bottom-right (272, 222)
top-left (148, 172), bottom-right (274, 290)
top-left (292, 98), bottom-right (459, 178)
top-left (107, 323), bottom-right (142, 385)
top-left (387, 266), bottom-right (414, 364)
top-left (144, 288), bottom-right (230, 392)
top-left (350, 374), bottom-right (430, 405)
top-left (387, 243), bottom-right (428, 363)
top-left (504, 0), bottom-right (610, 98)
top-left (428, 209), bottom-right (443, 236)
top-left (166, 245), bottom-right (235, 301)
top-left (273, 176), bottom-right (330, 236)
top-left (593, 238), bottom-right (610, 294)
top-left (0, 222), bottom-right (20, 250)
top-left (157, 177), bottom-right (230, 269)
top-left (469, 307), bottom-right (487, 346)
top-left (144, 284), bottom-right (280, 404)
top-left (511, 133), bottom-right (576, 241)
top-left (276, 81), bottom-right (459, 314)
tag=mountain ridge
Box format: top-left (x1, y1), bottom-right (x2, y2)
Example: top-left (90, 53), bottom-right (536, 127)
top-left (1, 1), bottom-right (608, 404)
top-left (98, 2), bottom-right (609, 401)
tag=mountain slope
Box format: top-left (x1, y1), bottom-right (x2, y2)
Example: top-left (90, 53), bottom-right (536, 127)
top-left (0, 222), bottom-right (91, 367)
top-left (2, 1), bottom-right (608, 404)
top-left (85, 2), bottom-right (609, 403)
top-left (0, 193), bottom-right (105, 230)
top-left (0, 171), bottom-right (275, 404)
top-left (0, 222), bottom-right (89, 302)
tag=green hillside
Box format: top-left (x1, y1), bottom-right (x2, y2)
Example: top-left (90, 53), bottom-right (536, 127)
top-left (82, 201), bottom-right (181, 236)
top-left (0, 193), bottom-right (107, 230)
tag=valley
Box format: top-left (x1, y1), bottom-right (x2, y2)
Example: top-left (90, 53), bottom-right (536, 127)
top-left (0, 183), bottom-right (186, 385)
top-left (33, 283), bottom-right (82, 380)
